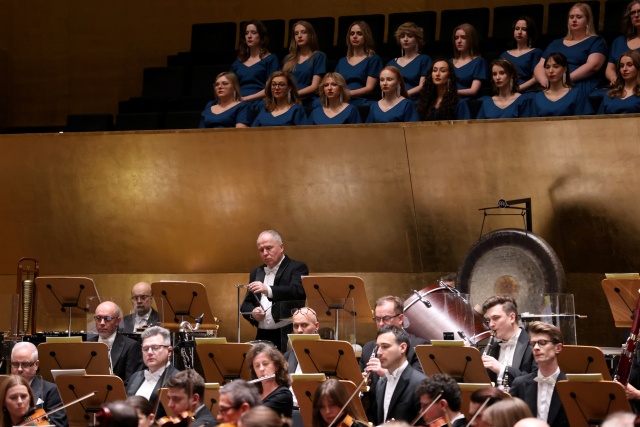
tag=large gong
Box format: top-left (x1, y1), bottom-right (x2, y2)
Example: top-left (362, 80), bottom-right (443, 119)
top-left (457, 229), bottom-right (566, 315)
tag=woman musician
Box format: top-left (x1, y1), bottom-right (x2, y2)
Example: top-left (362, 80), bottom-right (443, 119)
top-left (0, 375), bottom-right (46, 426)
top-left (246, 343), bottom-right (293, 418)
top-left (312, 379), bottom-right (368, 427)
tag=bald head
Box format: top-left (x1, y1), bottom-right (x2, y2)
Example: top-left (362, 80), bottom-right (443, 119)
top-left (292, 307), bottom-right (319, 335)
top-left (95, 301), bottom-right (122, 339)
top-left (513, 418), bottom-right (550, 427)
top-left (131, 281), bottom-right (153, 316)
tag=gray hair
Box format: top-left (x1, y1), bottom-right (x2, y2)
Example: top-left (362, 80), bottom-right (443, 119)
top-left (220, 380), bottom-right (261, 408)
top-left (12, 342), bottom-right (38, 360)
top-left (258, 230), bottom-right (282, 244)
top-left (141, 326), bottom-right (171, 345)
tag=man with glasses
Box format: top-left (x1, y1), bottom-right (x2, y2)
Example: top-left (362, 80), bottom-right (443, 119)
top-left (88, 301), bottom-right (144, 381)
top-left (166, 369), bottom-right (216, 426)
top-left (283, 307), bottom-right (319, 374)
top-left (126, 326), bottom-right (179, 417)
top-left (120, 281), bottom-right (160, 333)
top-left (216, 380), bottom-right (261, 425)
top-left (509, 322), bottom-right (569, 427)
top-left (11, 342), bottom-right (68, 427)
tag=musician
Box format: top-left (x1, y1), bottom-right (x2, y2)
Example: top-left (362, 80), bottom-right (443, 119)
top-left (468, 386), bottom-right (509, 427)
top-left (241, 230), bottom-right (309, 352)
top-left (88, 301), bottom-right (144, 382)
top-left (96, 400), bottom-right (139, 427)
top-left (283, 307), bottom-right (319, 373)
top-left (125, 326), bottom-right (180, 415)
top-left (415, 374), bottom-right (467, 427)
top-left (10, 341), bottom-right (68, 427)
top-left (237, 406), bottom-right (284, 427)
top-left (217, 380), bottom-right (261, 425)
top-left (120, 281), bottom-right (160, 333)
top-left (165, 369), bottom-right (217, 426)
top-left (514, 419), bottom-right (552, 427)
top-left (481, 295), bottom-right (536, 388)
top-left (126, 395), bottom-right (156, 427)
top-left (246, 342), bottom-right (293, 418)
top-left (509, 322), bottom-right (569, 427)
top-left (0, 375), bottom-right (36, 427)
top-left (312, 379), bottom-right (368, 427)
top-left (372, 325), bottom-right (427, 425)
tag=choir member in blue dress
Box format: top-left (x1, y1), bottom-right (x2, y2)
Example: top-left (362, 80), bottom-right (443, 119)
top-left (452, 23), bottom-right (488, 98)
top-left (500, 16), bottom-right (543, 91)
top-left (366, 66), bottom-right (419, 123)
top-left (252, 71), bottom-right (307, 127)
top-left (200, 72), bottom-right (252, 128)
top-left (334, 21), bottom-right (383, 106)
top-left (605, 1), bottom-right (640, 86)
top-left (387, 22), bottom-right (432, 100)
top-left (531, 52), bottom-right (594, 117)
top-left (477, 59), bottom-right (530, 119)
top-left (417, 59), bottom-right (471, 121)
top-left (231, 20), bottom-right (280, 107)
top-left (534, 3), bottom-right (607, 94)
top-left (599, 50), bottom-right (640, 114)
top-left (309, 72), bottom-right (362, 125)
top-left (282, 21), bottom-right (327, 106)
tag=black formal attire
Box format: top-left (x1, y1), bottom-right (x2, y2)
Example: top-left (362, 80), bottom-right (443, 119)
top-left (31, 376), bottom-right (68, 427)
top-left (126, 364), bottom-right (180, 417)
top-left (119, 308), bottom-right (161, 333)
top-left (373, 364), bottom-right (427, 425)
top-left (240, 255), bottom-right (308, 352)
top-left (452, 417), bottom-right (468, 427)
top-left (486, 328), bottom-right (537, 386)
top-left (88, 333), bottom-right (144, 382)
top-left (262, 385), bottom-right (294, 418)
top-left (191, 405), bottom-right (217, 427)
top-left (510, 370), bottom-right (569, 427)
top-left (283, 349), bottom-right (299, 373)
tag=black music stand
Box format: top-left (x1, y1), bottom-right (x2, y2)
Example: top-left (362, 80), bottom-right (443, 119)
top-left (37, 342), bottom-right (110, 383)
top-left (601, 276), bottom-right (640, 328)
top-left (56, 375), bottom-right (127, 426)
top-left (35, 276), bottom-right (99, 335)
top-left (556, 378), bottom-right (631, 427)
top-left (302, 276), bottom-right (372, 341)
top-left (415, 343), bottom-right (491, 383)
top-left (195, 342), bottom-right (254, 384)
top-left (151, 281), bottom-right (218, 331)
top-left (292, 339), bottom-right (363, 388)
top-left (557, 345), bottom-right (612, 381)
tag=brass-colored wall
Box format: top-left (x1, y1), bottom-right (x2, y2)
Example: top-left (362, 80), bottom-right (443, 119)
top-left (0, 117), bottom-right (638, 346)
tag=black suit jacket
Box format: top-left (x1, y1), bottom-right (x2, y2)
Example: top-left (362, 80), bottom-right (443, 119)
top-left (119, 308), bottom-right (161, 333)
top-left (283, 349), bottom-right (299, 373)
top-left (374, 364), bottom-right (427, 425)
top-left (487, 328), bottom-right (537, 385)
top-left (31, 376), bottom-right (68, 427)
top-left (452, 417), bottom-right (468, 427)
top-left (192, 405), bottom-right (217, 427)
top-left (510, 370), bottom-right (569, 427)
top-left (126, 364), bottom-right (180, 410)
top-left (88, 333), bottom-right (144, 382)
top-left (240, 255), bottom-right (308, 325)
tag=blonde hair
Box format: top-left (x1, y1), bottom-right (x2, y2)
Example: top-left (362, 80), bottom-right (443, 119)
top-left (565, 3), bottom-right (597, 39)
top-left (318, 72), bottom-right (350, 105)
top-left (214, 72), bottom-right (242, 102)
top-left (263, 71), bottom-right (301, 112)
top-left (394, 22), bottom-right (425, 51)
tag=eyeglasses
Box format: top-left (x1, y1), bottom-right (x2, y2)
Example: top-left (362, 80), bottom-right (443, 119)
top-left (630, 10), bottom-right (640, 17)
top-left (530, 339), bottom-right (555, 347)
top-left (373, 313), bottom-right (401, 323)
top-left (131, 295), bottom-right (151, 302)
top-left (218, 404), bottom-right (240, 414)
top-left (94, 315), bottom-right (116, 322)
top-left (11, 361), bottom-right (37, 369)
top-left (271, 82), bottom-right (288, 88)
top-left (215, 81), bottom-right (231, 88)
top-left (142, 345), bottom-right (169, 353)
top-left (291, 307), bottom-right (317, 316)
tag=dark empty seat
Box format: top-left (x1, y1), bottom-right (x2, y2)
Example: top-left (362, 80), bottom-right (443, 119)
top-left (190, 22), bottom-right (237, 53)
top-left (337, 14), bottom-right (386, 51)
top-left (357, 105), bottom-right (370, 122)
top-left (65, 114), bottom-right (114, 132)
top-left (142, 67), bottom-right (186, 99)
top-left (492, 5), bottom-right (545, 43)
top-left (289, 17), bottom-right (336, 51)
top-left (547, 1), bottom-right (600, 39)
top-left (189, 65), bottom-right (229, 98)
top-left (439, 8), bottom-right (491, 45)
top-left (165, 111), bottom-right (202, 129)
top-left (115, 113), bottom-right (162, 131)
top-left (602, 0), bottom-right (629, 38)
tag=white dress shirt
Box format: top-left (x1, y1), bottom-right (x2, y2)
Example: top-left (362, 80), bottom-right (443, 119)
top-left (383, 360), bottom-right (409, 422)
top-left (257, 256), bottom-right (291, 330)
top-left (497, 328), bottom-right (521, 387)
top-left (536, 367), bottom-right (560, 422)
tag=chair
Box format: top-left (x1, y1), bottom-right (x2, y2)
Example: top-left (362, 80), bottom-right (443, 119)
top-left (602, 0), bottom-right (629, 40)
top-left (142, 67), bottom-right (186, 99)
top-left (190, 22), bottom-right (237, 53)
top-left (165, 111), bottom-right (202, 129)
top-left (115, 113), bottom-right (163, 131)
top-left (65, 114), bottom-right (114, 132)
top-left (289, 17), bottom-right (336, 51)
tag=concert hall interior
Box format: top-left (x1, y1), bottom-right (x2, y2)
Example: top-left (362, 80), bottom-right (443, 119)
top-left (0, 0), bottom-right (639, 351)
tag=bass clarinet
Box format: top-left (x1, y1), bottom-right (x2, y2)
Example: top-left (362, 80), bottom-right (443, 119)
top-left (614, 291), bottom-right (640, 385)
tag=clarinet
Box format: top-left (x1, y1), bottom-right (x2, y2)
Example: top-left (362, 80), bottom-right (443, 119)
top-left (614, 293), bottom-right (640, 385)
top-left (483, 331), bottom-right (496, 357)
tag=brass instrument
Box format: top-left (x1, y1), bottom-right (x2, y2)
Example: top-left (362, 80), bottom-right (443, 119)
top-left (17, 258), bottom-right (39, 335)
top-left (177, 313), bottom-right (204, 370)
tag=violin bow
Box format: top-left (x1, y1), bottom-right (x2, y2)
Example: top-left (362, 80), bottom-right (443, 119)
top-left (17, 391), bottom-right (97, 426)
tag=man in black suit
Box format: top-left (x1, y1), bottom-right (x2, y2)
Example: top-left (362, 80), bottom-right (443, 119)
top-left (126, 326), bottom-right (180, 416)
top-left (372, 325), bottom-right (427, 425)
top-left (481, 295), bottom-right (537, 389)
top-left (166, 369), bottom-right (217, 427)
top-left (88, 301), bottom-right (144, 382)
top-left (510, 322), bottom-right (569, 427)
top-left (283, 307), bottom-right (320, 374)
top-left (416, 374), bottom-right (467, 427)
top-left (240, 230), bottom-right (308, 352)
top-left (11, 342), bottom-right (68, 427)
top-left (120, 281), bottom-right (161, 333)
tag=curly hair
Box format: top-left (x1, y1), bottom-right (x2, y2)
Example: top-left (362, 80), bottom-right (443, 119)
top-left (283, 21), bottom-right (320, 73)
top-left (417, 59), bottom-right (460, 121)
top-left (238, 20), bottom-right (270, 62)
top-left (490, 58), bottom-right (520, 94)
top-left (415, 374), bottom-right (462, 412)
top-left (394, 22), bottom-right (425, 51)
top-left (608, 50), bottom-right (640, 98)
top-left (346, 21), bottom-right (376, 58)
top-left (246, 342), bottom-right (291, 393)
top-left (622, 1), bottom-right (640, 39)
top-left (264, 71), bottom-right (301, 112)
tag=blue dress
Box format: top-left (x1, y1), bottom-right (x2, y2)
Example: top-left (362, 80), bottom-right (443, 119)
top-left (476, 95), bottom-right (531, 119)
top-left (530, 88), bottom-right (594, 117)
top-left (453, 57), bottom-right (488, 95)
top-left (309, 104), bottom-right (362, 125)
top-left (542, 36), bottom-right (608, 94)
top-left (500, 49), bottom-right (543, 86)
top-left (608, 36), bottom-right (640, 65)
top-left (199, 101), bottom-right (252, 128)
top-left (387, 55), bottom-right (432, 98)
top-left (230, 54), bottom-right (280, 99)
top-left (334, 54), bottom-right (383, 105)
top-left (290, 51), bottom-right (327, 92)
top-left (597, 94), bottom-right (640, 114)
top-left (423, 100), bottom-right (471, 121)
top-left (251, 104), bottom-right (307, 127)
top-left (366, 98), bottom-right (418, 123)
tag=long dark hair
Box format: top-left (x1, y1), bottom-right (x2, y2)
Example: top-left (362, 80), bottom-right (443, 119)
top-left (417, 59), bottom-right (459, 121)
top-left (311, 379), bottom-right (368, 427)
top-left (509, 16), bottom-right (538, 48)
top-left (544, 52), bottom-right (573, 88)
top-left (246, 343), bottom-right (291, 393)
top-left (283, 21), bottom-right (320, 73)
top-left (238, 20), bottom-right (270, 62)
top-left (608, 50), bottom-right (640, 98)
top-left (490, 58), bottom-right (520, 94)
top-left (622, 0), bottom-right (640, 39)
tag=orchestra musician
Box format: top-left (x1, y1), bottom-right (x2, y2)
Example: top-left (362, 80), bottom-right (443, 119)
top-left (467, 387), bottom-right (509, 427)
top-left (514, 418), bottom-right (552, 427)
top-left (216, 380), bottom-right (261, 425)
top-left (246, 342), bottom-right (293, 418)
top-left (95, 400), bottom-right (139, 427)
top-left (165, 369), bottom-right (217, 426)
top-left (237, 405), bottom-right (284, 427)
top-left (415, 374), bottom-right (467, 427)
top-left (312, 379), bottom-right (368, 427)
top-left (126, 395), bottom-right (157, 427)
top-left (283, 307), bottom-right (320, 373)
top-left (120, 281), bottom-right (160, 333)
top-left (0, 375), bottom-right (38, 427)
top-left (241, 230), bottom-right (308, 352)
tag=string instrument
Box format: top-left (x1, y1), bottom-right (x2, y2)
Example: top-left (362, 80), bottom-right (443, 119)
top-left (156, 410), bottom-right (196, 426)
top-left (327, 359), bottom-right (375, 427)
top-left (614, 289), bottom-right (640, 385)
top-left (427, 416), bottom-right (449, 427)
top-left (17, 391), bottom-right (96, 427)
top-left (332, 414), bottom-right (369, 427)
top-left (464, 396), bottom-right (492, 427)
top-left (410, 390), bottom-right (443, 426)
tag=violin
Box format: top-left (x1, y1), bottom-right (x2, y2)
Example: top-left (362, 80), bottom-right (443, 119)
top-left (18, 408), bottom-right (51, 426)
top-left (156, 410), bottom-right (196, 426)
top-left (427, 416), bottom-right (449, 427)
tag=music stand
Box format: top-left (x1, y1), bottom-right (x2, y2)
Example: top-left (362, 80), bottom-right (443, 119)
top-left (556, 379), bottom-right (631, 427)
top-left (37, 342), bottom-right (110, 383)
top-left (151, 281), bottom-right (218, 331)
top-left (35, 277), bottom-right (99, 335)
top-left (203, 383), bottom-right (221, 416)
top-left (195, 342), bottom-right (254, 384)
top-left (458, 383), bottom-right (493, 421)
top-left (601, 277), bottom-right (640, 328)
top-left (302, 276), bottom-right (372, 341)
top-left (56, 375), bottom-right (127, 426)
top-left (557, 345), bottom-right (612, 381)
top-left (415, 344), bottom-right (491, 383)
top-left (292, 339), bottom-right (363, 388)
